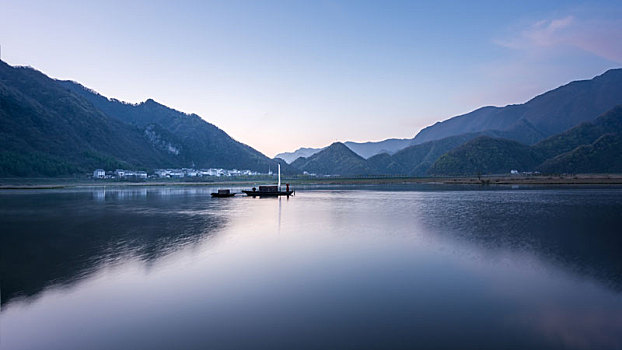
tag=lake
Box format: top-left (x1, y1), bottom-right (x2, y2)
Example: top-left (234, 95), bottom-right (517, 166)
top-left (1, 185), bottom-right (622, 349)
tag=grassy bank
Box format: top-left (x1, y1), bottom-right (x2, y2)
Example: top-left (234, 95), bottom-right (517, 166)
top-left (2, 174), bottom-right (622, 189)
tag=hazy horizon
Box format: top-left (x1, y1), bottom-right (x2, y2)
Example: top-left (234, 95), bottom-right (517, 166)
top-left (2, 0), bottom-right (621, 157)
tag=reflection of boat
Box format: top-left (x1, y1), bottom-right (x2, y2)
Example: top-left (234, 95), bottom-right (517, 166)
top-left (243, 164), bottom-right (294, 197)
top-left (211, 189), bottom-right (236, 198)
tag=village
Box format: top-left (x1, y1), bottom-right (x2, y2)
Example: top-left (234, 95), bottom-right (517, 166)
top-left (92, 168), bottom-right (265, 179)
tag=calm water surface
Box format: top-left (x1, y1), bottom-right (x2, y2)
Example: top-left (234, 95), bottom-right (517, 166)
top-left (1, 185), bottom-right (622, 349)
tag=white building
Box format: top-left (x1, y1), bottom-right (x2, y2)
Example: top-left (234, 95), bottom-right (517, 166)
top-left (170, 170), bottom-right (184, 178)
top-left (155, 169), bottom-right (170, 178)
top-left (93, 169), bottom-right (105, 178)
top-left (113, 169), bottom-right (148, 179)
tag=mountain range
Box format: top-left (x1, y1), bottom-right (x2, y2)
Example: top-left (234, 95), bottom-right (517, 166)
top-left (0, 60), bottom-right (296, 176)
top-left (279, 69), bottom-right (622, 165)
top-left (1, 59), bottom-right (621, 178)
top-left (428, 105), bottom-right (622, 175)
top-left (276, 138), bottom-right (412, 163)
top-left (291, 105), bottom-right (622, 176)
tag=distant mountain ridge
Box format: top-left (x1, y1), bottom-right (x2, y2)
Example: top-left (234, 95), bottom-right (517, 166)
top-left (280, 68), bottom-right (622, 163)
top-left (288, 106), bottom-right (622, 176)
top-left (276, 138), bottom-right (412, 163)
top-left (2, 59), bottom-right (621, 178)
top-left (275, 147), bottom-right (324, 164)
top-left (290, 142), bottom-right (373, 176)
top-left (0, 60), bottom-right (296, 176)
top-left (344, 139), bottom-right (413, 159)
top-left (428, 106), bottom-right (622, 175)
top-left (413, 69), bottom-right (622, 145)
top-left (60, 80), bottom-right (296, 173)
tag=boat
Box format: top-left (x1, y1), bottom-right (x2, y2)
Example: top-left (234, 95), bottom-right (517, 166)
top-left (242, 185), bottom-right (294, 197)
top-left (243, 164), bottom-right (294, 197)
top-left (211, 189), bottom-right (236, 198)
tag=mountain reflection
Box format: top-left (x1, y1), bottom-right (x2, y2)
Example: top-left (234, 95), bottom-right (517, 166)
top-left (413, 188), bottom-right (622, 291)
top-left (0, 188), bottom-right (226, 305)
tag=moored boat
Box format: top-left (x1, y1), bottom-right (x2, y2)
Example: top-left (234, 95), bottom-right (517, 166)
top-left (242, 185), bottom-right (294, 197)
top-left (243, 164), bottom-right (294, 197)
top-left (211, 189), bottom-right (236, 198)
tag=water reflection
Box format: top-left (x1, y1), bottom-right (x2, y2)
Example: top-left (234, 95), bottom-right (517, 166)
top-left (412, 189), bottom-right (622, 291)
top-left (1, 186), bottom-right (621, 350)
top-left (0, 187), bottom-right (226, 305)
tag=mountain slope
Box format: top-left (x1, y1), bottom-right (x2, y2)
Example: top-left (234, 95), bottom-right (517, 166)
top-left (280, 69), bottom-right (622, 164)
top-left (290, 142), bottom-right (372, 176)
top-left (413, 69), bottom-right (622, 145)
top-left (538, 133), bottom-right (622, 174)
top-left (532, 105), bottom-right (622, 159)
top-left (0, 61), bottom-right (182, 176)
top-left (275, 147), bottom-right (324, 164)
top-left (428, 106), bottom-right (622, 175)
top-left (367, 153), bottom-right (406, 175)
top-left (0, 60), bottom-right (295, 176)
top-left (343, 138), bottom-right (413, 159)
top-left (427, 137), bottom-right (543, 175)
top-left (276, 138), bottom-right (413, 163)
top-left (390, 133), bottom-right (485, 176)
top-left (385, 129), bottom-right (530, 176)
top-left (59, 80), bottom-right (296, 173)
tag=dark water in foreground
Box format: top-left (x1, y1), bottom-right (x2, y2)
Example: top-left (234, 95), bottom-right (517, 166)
top-left (1, 185), bottom-right (622, 350)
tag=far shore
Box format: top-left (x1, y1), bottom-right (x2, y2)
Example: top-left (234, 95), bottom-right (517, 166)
top-left (2, 174), bottom-right (622, 190)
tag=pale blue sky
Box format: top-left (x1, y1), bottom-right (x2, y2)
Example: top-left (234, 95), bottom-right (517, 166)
top-left (1, 0), bottom-right (621, 156)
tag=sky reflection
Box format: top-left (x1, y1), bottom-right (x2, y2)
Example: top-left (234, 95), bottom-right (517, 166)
top-left (1, 186), bottom-right (621, 349)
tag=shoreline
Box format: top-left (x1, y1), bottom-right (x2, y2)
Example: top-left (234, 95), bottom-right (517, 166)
top-left (2, 174), bottom-right (622, 190)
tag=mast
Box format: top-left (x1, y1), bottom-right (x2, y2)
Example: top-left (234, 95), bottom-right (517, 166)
top-left (278, 164), bottom-right (281, 190)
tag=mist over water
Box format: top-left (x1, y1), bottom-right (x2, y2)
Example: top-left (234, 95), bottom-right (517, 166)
top-left (1, 185), bottom-right (621, 350)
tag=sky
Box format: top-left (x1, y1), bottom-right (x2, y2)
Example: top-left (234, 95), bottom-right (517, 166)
top-left (1, 0), bottom-right (621, 157)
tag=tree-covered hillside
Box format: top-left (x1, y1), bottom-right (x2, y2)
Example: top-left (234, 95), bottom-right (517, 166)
top-left (291, 142), bottom-right (373, 176)
top-left (289, 106), bottom-right (622, 176)
top-left (427, 137), bottom-right (543, 176)
top-left (412, 69), bottom-right (622, 145)
top-left (427, 106), bottom-right (622, 175)
top-left (538, 134), bottom-right (622, 174)
top-left (0, 60), bottom-right (295, 176)
top-left (0, 61), bottom-right (178, 176)
top-left (59, 80), bottom-right (298, 174)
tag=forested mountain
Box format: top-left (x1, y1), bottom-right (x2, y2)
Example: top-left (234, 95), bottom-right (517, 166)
top-left (276, 138), bottom-right (412, 163)
top-left (412, 69), bottom-right (622, 145)
top-left (0, 61), bottom-right (177, 176)
top-left (428, 106), bottom-right (622, 175)
top-left (343, 139), bottom-right (413, 159)
top-left (289, 106), bottom-right (622, 176)
top-left (59, 80), bottom-right (297, 174)
top-left (0, 60), bottom-right (295, 176)
top-left (290, 142), bottom-right (373, 176)
top-left (279, 69), bottom-right (622, 163)
top-left (2, 59), bottom-right (620, 178)
top-left (427, 137), bottom-right (543, 176)
top-left (538, 134), bottom-right (622, 174)
top-left (389, 133), bottom-right (483, 176)
top-left (274, 147), bottom-right (324, 164)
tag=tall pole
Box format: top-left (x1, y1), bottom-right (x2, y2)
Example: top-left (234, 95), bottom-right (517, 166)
top-left (278, 164), bottom-right (281, 190)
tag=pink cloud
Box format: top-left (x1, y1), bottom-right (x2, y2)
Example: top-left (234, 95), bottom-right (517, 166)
top-left (496, 14), bottom-right (622, 63)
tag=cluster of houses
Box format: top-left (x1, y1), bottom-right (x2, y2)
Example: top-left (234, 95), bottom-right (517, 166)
top-left (92, 169), bottom-right (148, 179)
top-left (154, 168), bottom-right (261, 178)
top-left (93, 168), bottom-right (262, 179)
top-left (510, 170), bottom-right (541, 176)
